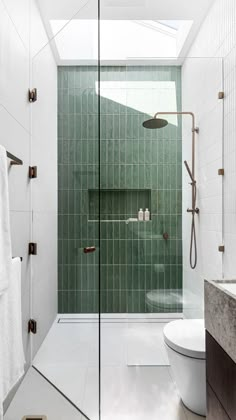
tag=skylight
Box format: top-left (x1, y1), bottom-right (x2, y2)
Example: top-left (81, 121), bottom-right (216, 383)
top-left (50, 19), bottom-right (193, 62)
top-left (158, 20), bottom-right (182, 30)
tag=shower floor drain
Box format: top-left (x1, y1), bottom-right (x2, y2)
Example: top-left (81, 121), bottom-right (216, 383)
top-left (22, 417), bottom-right (47, 420)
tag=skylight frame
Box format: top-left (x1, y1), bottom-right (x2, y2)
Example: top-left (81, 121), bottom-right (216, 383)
top-left (49, 18), bottom-right (193, 64)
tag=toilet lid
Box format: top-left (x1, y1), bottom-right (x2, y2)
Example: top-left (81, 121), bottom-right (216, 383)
top-left (163, 319), bottom-right (205, 359)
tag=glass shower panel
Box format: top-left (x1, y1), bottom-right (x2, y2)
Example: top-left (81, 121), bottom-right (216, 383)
top-left (99, 64), bottom-right (183, 314)
top-left (124, 65), bottom-right (183, 316)
top-left (99, 9), bottom-right (184, 418)
top-left (31, 1), bottom-right (100, 419)
top-left (99, 1), bottom-right (224, 417)
top-left (99, 60), bottom-right (223, 420)
top-left (182, 57), bottom-right (224, 318)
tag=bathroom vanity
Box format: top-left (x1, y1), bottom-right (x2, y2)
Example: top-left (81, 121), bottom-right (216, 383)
top-left (205, 280), bottom-right (236, 420)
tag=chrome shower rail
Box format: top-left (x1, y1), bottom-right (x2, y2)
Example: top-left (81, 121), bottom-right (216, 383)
top-left (6, 150), bottom-right (23, 165)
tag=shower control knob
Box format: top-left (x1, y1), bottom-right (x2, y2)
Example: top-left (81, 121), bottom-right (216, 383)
top-left (187, 208), bottom-right (200, 214)
top-left (84, 246), bottom-right (96, 253)
top-left (163, 232), bottom-right (169, 240)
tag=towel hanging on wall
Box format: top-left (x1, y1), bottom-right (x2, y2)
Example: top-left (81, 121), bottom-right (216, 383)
top-left (0, 257), bottom-right (25, 419)
top-left (0, 145), bottom-right (12, 295)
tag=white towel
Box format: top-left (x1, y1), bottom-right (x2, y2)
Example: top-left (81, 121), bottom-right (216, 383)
top-left (0, 145), bottom-right (12, 295)
top-left (0, 258), bottom-right (25, 419)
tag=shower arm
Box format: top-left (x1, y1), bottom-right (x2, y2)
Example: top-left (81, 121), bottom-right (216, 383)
top-left (154, 111), bottom-right (199, 214)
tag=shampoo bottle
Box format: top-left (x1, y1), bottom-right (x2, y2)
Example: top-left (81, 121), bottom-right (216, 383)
top-left (138, 208), bottom-right (144, 221)
top-left (144, 208), bottom-right (150, 221)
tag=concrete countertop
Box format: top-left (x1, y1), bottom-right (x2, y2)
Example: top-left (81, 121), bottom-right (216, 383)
top-left (204, 279), bottom-right (236, 363)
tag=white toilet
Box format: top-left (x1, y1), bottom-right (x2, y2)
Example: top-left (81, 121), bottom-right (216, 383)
top-left (163, 319), bottom-right (206, 416)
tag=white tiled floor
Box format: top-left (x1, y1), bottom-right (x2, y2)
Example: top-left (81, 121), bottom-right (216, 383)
top-left (5, 315), bottom-right (205, 420)
top-left (4, 368), bottom-right (85, 420)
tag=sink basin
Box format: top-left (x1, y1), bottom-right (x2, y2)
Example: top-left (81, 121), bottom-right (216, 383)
top-left (218, 281), bottom-right (236, 296)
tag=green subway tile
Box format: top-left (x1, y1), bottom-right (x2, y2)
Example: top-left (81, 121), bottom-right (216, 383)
top-left (119, 291), bottom-right (127, 312)
top-left (58, 65), bottom-right (182, 314)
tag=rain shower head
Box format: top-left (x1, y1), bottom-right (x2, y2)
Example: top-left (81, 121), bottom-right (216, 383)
top-left (142, 117), bottom-right (168, 129)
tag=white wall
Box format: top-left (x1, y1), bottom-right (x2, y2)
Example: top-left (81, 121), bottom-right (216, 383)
top-left (0, 0), bottom-right (57, 407)
top-left (223, 22), bottom-right (236, 278)
top-left (182, 0), bottom-right (236, 318)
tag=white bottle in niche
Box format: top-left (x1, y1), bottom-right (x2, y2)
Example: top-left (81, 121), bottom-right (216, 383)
top-left (138, 208), bottom-right (144, 221)
top-left (144, 208), bottom-right (150, 221)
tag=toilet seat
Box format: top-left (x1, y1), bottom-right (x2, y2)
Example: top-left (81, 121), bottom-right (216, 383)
top-left (163, 319), bottom-right (205, 359)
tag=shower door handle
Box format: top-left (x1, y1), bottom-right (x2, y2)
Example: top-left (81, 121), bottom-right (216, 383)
top-left (84, 246), bottom-right (96, 254)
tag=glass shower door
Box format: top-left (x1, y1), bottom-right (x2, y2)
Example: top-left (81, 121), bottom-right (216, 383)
top-left (98, 2), bottom-right (224, 419)
top-left (98, 63), bottom-right (183, 420)
top-left (30, 1), bottom-right (100, 419)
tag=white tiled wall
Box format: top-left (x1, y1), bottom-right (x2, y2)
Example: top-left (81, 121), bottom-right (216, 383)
top-left (0, 0), bottom-right (57, 406)
top-left (223, 42), bottom-right (236, 278)
top-left (0, 0), bottom-right (31, 372)
top-left (182, 0), bottom-right (236, 318)
top-left (182, 57), bottom-right (223, 318)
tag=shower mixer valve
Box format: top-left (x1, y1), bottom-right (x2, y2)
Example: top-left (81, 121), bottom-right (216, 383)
top-left (187, 208), bottom-right (199, 214)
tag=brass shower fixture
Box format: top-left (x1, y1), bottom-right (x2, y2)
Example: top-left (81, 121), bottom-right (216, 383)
top-left (143, 111), bottom-right (199, 269)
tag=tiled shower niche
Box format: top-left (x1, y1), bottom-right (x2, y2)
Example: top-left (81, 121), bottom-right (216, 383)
top-left (58, 66), bottom-right (183, 314)
top-left (88, 189), bottom-right (151, 221)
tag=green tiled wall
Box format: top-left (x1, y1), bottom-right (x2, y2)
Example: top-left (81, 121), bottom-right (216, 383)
top-left (58, 66), bottom-right (182, 313)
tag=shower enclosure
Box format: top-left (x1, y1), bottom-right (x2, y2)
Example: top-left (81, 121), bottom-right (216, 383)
top-left (58, 63), bottom-right (183, 315)
top-left (27, 1), bottom-right (224, 419)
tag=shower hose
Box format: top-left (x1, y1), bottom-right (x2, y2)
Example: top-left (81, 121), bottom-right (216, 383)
top-left (190, 182), bottom-right (197, 269)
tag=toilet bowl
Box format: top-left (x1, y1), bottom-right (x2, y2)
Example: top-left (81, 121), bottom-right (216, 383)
top-left (163, 319), bottom-right (206, 416)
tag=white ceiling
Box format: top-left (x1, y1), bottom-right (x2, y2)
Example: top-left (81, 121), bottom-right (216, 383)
top-left (36, 0), bottom-right (216, 65)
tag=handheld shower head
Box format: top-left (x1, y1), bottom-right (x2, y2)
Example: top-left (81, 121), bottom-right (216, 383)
top-left (184, 160), bottom-right (195, 183)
